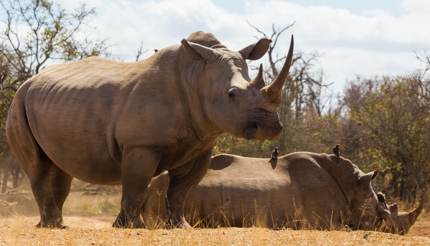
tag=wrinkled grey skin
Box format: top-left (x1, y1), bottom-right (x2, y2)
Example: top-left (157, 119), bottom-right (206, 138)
top-left (6, 31), bottom-right (294, 228)
top-left (143, 152), bottom-right (392, 230)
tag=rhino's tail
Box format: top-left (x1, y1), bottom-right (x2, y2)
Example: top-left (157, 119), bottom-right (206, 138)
top-left (6, 80), bottom-right (45, 174)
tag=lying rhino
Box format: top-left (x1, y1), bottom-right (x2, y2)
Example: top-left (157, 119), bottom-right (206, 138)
top-left (6, 31), bottom-right (294, 228)
top-left (143, 150), bottom-right (397, 230)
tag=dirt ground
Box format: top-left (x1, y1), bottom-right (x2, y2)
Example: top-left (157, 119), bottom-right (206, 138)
top-left (1, 190), bottom-right (429, 245)
top-left (409, 216), bottom-right (430, 237)
top-left (0, 216), bottom-right (429, 246)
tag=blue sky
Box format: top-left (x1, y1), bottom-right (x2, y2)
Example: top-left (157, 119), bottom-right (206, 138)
top-left (219, 0), bottom-right (404, 15)
top-left (288, 0), bottom-right (404, 14)
top-left (3, 0), bottom-right (429, 93)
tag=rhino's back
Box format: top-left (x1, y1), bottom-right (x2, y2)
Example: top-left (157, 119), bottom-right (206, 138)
top-left (186, 154), bottom-right (296, 226)
top-left (206, 154), bottom-right (289, 184)
top-left (22, 57), bottom-right (161, 183)
top-left (186, 152), bottom-right (348, 227)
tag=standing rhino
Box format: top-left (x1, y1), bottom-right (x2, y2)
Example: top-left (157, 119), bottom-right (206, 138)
top-left (143, 150), bottom-right (396, 230)
top-left (6, 31), bottom-right (294, 228)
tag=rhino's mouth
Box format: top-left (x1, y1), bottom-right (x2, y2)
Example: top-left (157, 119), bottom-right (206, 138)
top-left (243, 109), bottom-right (283, 140)
top-left (243, 119), bottom-right (283, 140)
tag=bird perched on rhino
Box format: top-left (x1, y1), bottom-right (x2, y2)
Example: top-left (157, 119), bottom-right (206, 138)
top-left (333, 144), bottom-right (340, 161)
top-left (269, 147), bottom-right (279, 168)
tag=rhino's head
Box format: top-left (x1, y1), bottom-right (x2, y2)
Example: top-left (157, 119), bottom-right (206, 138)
top-left (345, 167), bottom-right (388, 229)
top-left (321, 152), bottom-right (390, 229)
top-left (348, 173), bottom-right (393, 230)
top-left (180, 31), bottom-right (293, 140)
top-left (377, 193), bottom-right (425, 234)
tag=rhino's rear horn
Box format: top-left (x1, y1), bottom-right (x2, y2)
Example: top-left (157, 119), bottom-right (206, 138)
top-left (250, 64), bottom-right (265, 89)
top-left (389, 203), bottom-right (398, 215)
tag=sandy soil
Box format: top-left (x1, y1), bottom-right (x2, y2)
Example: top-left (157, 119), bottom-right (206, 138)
top-left (1, 190), bottom-right (429, 245)
top-left (0, 216), bottom-right (429, 246)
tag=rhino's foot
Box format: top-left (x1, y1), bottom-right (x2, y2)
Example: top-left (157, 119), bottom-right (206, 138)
top-left (36, 220), bottom-right (67, 229)
top-left (113, 211), bottom-right (145, 228)
top-left (112, 220), bottom-right (144, 228)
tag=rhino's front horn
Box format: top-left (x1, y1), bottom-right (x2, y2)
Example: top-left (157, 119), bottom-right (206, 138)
top-left (408, 197), bottom-right (425, 225)
top-left (250, 64), bottom-right (265, 89)
top-left (261, 35), bottom-right (294, 104)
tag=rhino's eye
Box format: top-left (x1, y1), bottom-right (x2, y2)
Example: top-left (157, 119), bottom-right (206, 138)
top-left (227, 87), bottom-right (238, 100)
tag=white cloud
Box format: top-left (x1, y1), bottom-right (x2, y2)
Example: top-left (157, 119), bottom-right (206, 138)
top-left (402, 0), bottom-right (430, 13)
top-left (18, 0), bottom-right (430, 91)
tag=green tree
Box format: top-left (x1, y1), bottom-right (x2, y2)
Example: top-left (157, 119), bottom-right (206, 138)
top-left (0, 0), bottom-right (108, 192)
top-left (341, 75), bottom-right (430, 201)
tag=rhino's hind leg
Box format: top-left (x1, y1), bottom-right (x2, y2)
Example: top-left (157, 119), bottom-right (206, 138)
top-left (113, 148), bottom-right (159, 228)
top-left (31, 158), bottom-right (71, 228)
top-left (6, 81), bottom-right (71, 228)
top-left (50, 165), bottom-right (73, 226)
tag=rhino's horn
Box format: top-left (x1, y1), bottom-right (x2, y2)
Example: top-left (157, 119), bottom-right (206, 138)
top-left (250, 64), bottom-right (265, 89)
top-left (408, 195), bottom-right (426, 224)
top-left (261, 35), bottom-right (294, 104)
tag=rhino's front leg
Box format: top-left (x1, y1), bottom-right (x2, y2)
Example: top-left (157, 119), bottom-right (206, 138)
top-left (113, 147), bottom-right (160, 228)
top-left (167, 150), bottom-right (211, 228)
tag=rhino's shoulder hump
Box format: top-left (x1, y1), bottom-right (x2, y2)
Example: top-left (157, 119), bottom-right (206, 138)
top-left (280, 152), bottom-right (328, 173)
top-left (281, 151), bottom-right (320, 162)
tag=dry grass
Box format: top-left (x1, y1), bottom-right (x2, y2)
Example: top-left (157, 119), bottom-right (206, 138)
top-left (0, 191), bottom-right (121, 217)
top-left (1, 190), bottom-right (430, 245)
top-left (63, 192), bottom-right (120, 217)
top-left (0, 216), bottom-right (429, 246)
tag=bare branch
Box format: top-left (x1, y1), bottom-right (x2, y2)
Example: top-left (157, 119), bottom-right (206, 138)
top-left (246, 21), bottom-right (268, 39)
top-left (135, 40), bottom-right (147, 62)
top-left (0, 0), bottom-right (108, 82)
top-left (271, 22), bottom-right (295, 51)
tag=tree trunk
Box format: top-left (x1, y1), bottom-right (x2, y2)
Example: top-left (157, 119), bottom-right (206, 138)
top-left (12, 167), bottom-right (21, 188)
top-left (1, 167), bottom-right (10, 193)
top-left (399, 165), bottom-right (406, 201)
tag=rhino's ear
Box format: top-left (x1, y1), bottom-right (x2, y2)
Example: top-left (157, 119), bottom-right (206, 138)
top-left (239, 38), bottom-right (271, 60)
top-left (358, 170), bottom-right (378, 185)
top-left (181, 39), bottom-right (218, 61)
